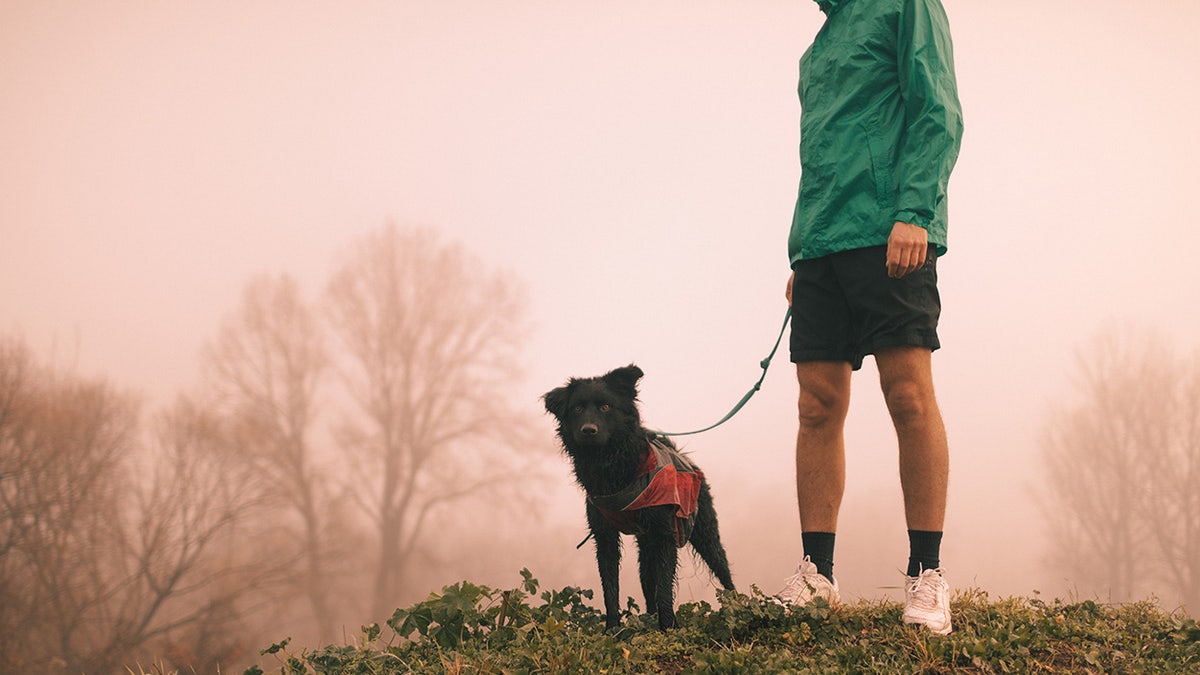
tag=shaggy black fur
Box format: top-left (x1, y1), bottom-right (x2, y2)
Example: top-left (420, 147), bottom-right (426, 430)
top-left (543, 364), bottom-right (734, 630)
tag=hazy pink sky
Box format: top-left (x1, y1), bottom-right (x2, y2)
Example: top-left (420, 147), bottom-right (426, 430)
top-left (3, 1), bottom-right (1199, 602)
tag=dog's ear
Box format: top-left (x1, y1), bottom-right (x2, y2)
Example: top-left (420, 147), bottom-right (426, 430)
top-left (602, 364), bottom-right (644, 400)
top-left (542, 385), bottom-right (570, 420)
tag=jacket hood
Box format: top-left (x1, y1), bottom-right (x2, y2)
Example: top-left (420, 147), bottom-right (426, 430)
top-left (816, 0), bottom-right (843, 14)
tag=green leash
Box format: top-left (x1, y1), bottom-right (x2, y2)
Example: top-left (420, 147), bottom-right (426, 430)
top-left (654, 307), bottom-right (791, 438)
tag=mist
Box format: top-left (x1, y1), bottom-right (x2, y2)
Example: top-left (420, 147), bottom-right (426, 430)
top-left (3, 0), bottom-right (1199, 670)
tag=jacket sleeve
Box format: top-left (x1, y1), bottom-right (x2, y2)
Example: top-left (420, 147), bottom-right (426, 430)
top-left (892, 0), bottom-right (963, 229)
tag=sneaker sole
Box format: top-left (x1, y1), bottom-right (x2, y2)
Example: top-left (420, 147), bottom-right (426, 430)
top-left (903, 615), bottom-right (952, 635)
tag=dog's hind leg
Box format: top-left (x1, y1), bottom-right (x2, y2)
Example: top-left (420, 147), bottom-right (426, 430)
top-left (586, 503), bottom-right (623, 629)
top-left (689, 484), bottom-right (735, 591)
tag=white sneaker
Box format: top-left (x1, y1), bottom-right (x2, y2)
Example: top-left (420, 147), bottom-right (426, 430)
top-left (774, 556), bottom-right (840, 607)
top-left (903, 567), bottom-right (952, 635)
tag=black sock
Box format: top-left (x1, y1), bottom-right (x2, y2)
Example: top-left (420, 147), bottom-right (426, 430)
top-left (802, 531), bottom-right (836, 581)
top-left (906, 530), bottom-right (943, 577)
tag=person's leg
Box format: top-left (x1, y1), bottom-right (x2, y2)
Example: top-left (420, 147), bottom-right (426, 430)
top-left (874, 346), bottom-right (948, 534)
top-left (795, 360), bottom-right (853, 533)
top-left (781, 255), bottom-right (853, 604)
top-left (795, 360), bottom-right (851, 580)
top-left (875, 345), bottom-right (953, 634)
top-left (774, 360), bottom-right (850, 605)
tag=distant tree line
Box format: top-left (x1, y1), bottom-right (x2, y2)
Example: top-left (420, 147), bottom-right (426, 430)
top-left (0, 224), bottom-right (551, 673)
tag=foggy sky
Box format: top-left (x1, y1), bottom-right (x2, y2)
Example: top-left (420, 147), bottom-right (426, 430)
top-left (3, 0), bottom-right (1199, 605)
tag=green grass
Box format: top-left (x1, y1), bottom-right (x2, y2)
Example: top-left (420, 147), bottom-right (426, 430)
top-left (245, 570), bottom-right (1200, 674)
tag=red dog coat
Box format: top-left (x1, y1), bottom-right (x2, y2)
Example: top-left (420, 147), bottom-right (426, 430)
top-left (588, 437), bottom-right (703, 548)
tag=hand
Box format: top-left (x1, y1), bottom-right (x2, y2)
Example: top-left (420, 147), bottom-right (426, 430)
top-left (886, 222), bottom-right (928, 278)
top-left (786, 272), bottom-right (794, 306)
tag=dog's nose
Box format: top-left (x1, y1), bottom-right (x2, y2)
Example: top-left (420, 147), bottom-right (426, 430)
top-left (580, 423), bottom-right (598, 436)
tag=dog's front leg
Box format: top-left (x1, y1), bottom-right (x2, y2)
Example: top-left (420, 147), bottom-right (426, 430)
top-left (586, 503), bottom-right (623, 629)
top-left (636, 537), bottom-right (658, 615)
top-left (639, 506), bottom-right (679, 630)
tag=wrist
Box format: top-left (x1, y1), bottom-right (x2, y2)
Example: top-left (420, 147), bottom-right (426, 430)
top-left (892, 211), bottom-right (929, 230)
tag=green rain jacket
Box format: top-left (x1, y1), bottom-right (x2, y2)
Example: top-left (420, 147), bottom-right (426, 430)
top-left (788, 0), bottom-right (963, 263)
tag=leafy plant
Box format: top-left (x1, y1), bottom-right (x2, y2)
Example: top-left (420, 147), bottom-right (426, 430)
top-left (246, 570), bottom-right (1200, 674)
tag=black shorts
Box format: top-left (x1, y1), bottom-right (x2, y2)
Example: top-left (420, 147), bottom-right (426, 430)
top-left (789, 245), bottom-right (940, 370)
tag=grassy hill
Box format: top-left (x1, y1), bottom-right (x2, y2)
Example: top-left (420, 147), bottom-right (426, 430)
top-left (244, 569), bottom-right (1200, 674)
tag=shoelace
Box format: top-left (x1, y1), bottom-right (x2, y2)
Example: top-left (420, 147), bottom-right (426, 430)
top-left (781, 570), bottom-right (810, 591)
top-left (780, 565), bottom-right (827, 600)
top-left (782, 557), bottom-right (814, 585)
top-left (907, 572), bottom-right (941, 606)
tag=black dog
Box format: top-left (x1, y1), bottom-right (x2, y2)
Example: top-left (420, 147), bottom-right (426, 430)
top-left (543, 364), bottom-right (734, 630)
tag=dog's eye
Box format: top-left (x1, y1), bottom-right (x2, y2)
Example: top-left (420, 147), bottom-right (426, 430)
top-left (599, 404), bottom-right (611, 412)
top-left (572, 405), bottom-right (584, 414)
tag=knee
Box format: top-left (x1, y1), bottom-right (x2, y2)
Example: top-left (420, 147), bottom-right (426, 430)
top-left (797, 387), bottom-right (847, 430)
top-left (882, 379), bottom-right (934, 427)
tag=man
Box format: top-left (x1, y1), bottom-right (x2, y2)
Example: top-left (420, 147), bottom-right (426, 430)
top-left (774, 0), bottom-right (963, 635)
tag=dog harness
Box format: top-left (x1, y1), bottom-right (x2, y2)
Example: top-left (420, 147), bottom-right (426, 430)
top-left (588, 438), bottom-right (704, 548)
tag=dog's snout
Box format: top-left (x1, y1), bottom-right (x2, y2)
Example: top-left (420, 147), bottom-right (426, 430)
top-left (580, 423), bottom-right (599, 436)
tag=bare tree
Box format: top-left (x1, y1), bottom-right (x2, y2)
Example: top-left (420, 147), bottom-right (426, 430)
top-left (0, 337), bottom-right (276, 672)
top-left (203, 273), bottom-right (342, 639)
top-left (0, 338), bottom-right (135, 672)
top-left (0, 337), bottom-right (34, 613)
top-left (326, 224), bottom-right (543, 618)
top-left (1040, 328), bottom-right (1200, 612)
top-left (1138, 349), bottom-right (1200, 612)
top-left (108, 396), bottom-right (274, 672)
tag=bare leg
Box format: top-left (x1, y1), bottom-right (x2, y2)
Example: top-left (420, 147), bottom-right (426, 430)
top-left (795, 361), bottom-right (853, 533)
top-left (875, 346), bottom-right (948, 531)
